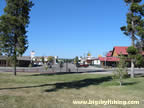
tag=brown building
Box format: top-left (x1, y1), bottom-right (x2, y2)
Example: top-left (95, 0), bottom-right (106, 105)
top-left (0, 56), bottom-right (31, 67)
top-left (99, 46), bottom-right (144, 67)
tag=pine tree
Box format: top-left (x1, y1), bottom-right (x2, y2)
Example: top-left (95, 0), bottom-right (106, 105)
top-left (121, 0), bottom-right (144, 78)
top-left (113, 54), bottom-right (129, 86)
top-left (0, 0), bottom-right (34, 76)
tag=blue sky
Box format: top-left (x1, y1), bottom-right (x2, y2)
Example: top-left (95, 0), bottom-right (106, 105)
top-left (0, 0), bottom-right (140, 58)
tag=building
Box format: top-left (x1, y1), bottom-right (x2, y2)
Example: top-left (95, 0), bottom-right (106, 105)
top-left (0, 56), bottom-right (31, 67)
top-left (91, 58), bottom-right (101, 66)
top-left (79, 55), bottom-right (101, 66)
top-left (99, 46), bottom-right (144, 67)
top-left (32, 56), bottom-right (58, 66)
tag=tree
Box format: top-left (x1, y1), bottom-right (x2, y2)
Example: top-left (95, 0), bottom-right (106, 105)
top-left (0, 0), bottom-right (33, 76)
top-left (135, 54), bottom-right (144, 67)
top-left (59, 61), bottom-right (64, 72)
top-left (74, 56), bottom-right (79, 72)
top-left (47, 56), bottom-right (54, 68)
top-left (127, 46), bottom-right (138, 78)
top-left (113, 54), bottom-right (129, 86)
top-left (41, 56), bottom-right (45, 64)
top-left (47, 56), bottom-right (54, 63)
top-left (121, 0), bottom-right (144, 78)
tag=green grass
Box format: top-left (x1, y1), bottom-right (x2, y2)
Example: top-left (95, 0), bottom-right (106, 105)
top-left (0, 72), bottom-right (144, 108)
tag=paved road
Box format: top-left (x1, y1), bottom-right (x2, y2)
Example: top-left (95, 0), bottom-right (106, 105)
top-left (0, 63), bottom-right (144, 75)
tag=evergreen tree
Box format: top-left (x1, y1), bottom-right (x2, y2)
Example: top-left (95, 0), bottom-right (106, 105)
top-left (113, 54), bottom-right (129, 86)
top-left (127, 46), bottom-right (138, 78)
top-left (0, 0), bottom-right (34, 75)
top-left (135, 54), bottom-right (144, 67)
top-left (121, 0), bottom-right (144, 78)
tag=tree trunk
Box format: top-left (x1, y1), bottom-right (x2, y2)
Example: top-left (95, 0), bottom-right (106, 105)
top-left (131, 11), bottom-right (135, 78)
top-left (131, 59), bottom-right (134, 78)
top-left (131, 31), bottom-right (135, 78)
top-left (14, 63), bottom-right (16, 76)
top-left (6, 59), bottom-right (8, 67)
top-left (120, 80), bottom-right (122, 86)
top-left (66, 62), bottom-right (68, 72)
top-left (14, 50), bottom-right (17, 76)
top-left (120, 73), bottom-right (122, 86)
top-left (131, 30), bottom-right (135, 47)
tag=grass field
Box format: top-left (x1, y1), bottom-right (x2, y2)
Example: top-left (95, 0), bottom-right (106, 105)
top-left (0, 72), bottom-right (144, 108)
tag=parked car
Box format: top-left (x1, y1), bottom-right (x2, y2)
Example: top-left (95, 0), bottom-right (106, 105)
top-left (78, 64), bottom-right (89, 67)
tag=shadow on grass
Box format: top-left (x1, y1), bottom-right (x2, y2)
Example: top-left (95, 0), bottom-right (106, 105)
top-left (122, 82), bottom-right (138, 86)
top-left (0, 76), bottom-right (112, 92)
top-left (31, 70), bottom-right (108, 76)
top-left (44, 76), bottom-right (112, 92)
top-left (134, 73), bottom-right (144, 77)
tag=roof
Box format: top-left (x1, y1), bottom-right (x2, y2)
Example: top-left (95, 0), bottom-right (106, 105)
top-left (0, 56), bottom-right (31, 61)
top-left (106, 51), bottom-right (112, 57)
top-left (113, 46), bottom-right (128, 55)
top-left (113, 46), bottom-right (144, 56)
top-left (0, 56), bottom-right (7, 60)
top-left (99, 57), bottom-right (120, 62)
top-left (17, 56), bottom-right (31, 61)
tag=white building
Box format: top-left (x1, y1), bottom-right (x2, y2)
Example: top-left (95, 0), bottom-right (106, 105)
top-left (92, 58), bottom-right (101, 66)
top-left (79, 56), bottom-right (101, 66)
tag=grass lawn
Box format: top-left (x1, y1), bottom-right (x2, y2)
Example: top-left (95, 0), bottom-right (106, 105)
top-left (0, 72), bottom-right (144, 108)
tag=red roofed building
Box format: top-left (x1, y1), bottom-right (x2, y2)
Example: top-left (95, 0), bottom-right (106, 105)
top-left (112, 46), bottom-right (128, 57)
top-left (99, 57), bottom-right (120, 62)
top-left (106, 51), bottom-right (113, 57)
top-left (99, 46), bottom-right (144, 67)
top-left (78, 46), bottom-right (144, 67)
top-left (99, 46), bottom-right (129, 67)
